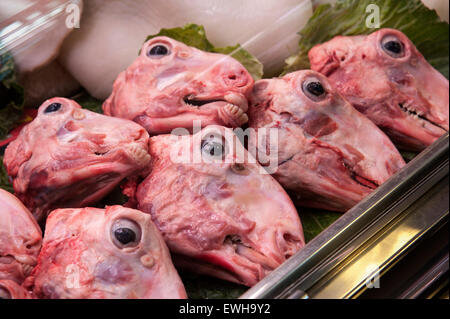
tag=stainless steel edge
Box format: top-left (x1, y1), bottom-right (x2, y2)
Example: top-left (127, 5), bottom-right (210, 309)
top-left (311, 176), bottom-right (448, 298)
top-left (241, 133), bottom-right (449, 299)
top-left (397, 251), bottom-right (449, 299)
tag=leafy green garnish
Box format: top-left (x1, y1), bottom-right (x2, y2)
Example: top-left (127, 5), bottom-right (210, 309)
top-left (400, 151), bottom-right (418, 163)
top-left (73, 90), bottom-right (104, 113)
top-left (0, 52), bottom-right (24, 140)
top-left (145, 24), bottom-right (214, 52)
top-left (0, 156), bottom-right (13, 193)
top-left (180, 208), bottom-right (343, 298)
top-left (180, 271), bottom-right (247, 299)
top-left (283, 0), bottom-right (449, 78)
top-left (213, 45), bottom-right (263, 81)
top-left (144, 24), bottom-right (263, 80)
top-left (298, 208), bottom-right (342, 243)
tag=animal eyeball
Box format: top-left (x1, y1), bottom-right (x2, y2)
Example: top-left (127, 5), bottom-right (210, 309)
top-left (147, 44), bottom-right (170, 58)
top-left (302, 78), bottom-right (327, 101)
top-left (111, 218), bottom-right (142, 248)
top-left (381, 35), bottom-right (405, 58)
top-left (0, 287), bottom-right (11, 299)
top-left (44, 102), bottom-right (62, 113)
top-left (201, 135), bottom-right (226, 160)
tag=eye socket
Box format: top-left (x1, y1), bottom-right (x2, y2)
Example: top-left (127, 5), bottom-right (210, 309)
top-left (302, 78), bottom-right (327, 101)
top-left (147, 44), bottom-right (170, 58)
top-left (0, 286), bottom-right (11, 299)
top-left (381, 35), bottom-right (405, 58)
top-left (201, 134), bottom-right (226, 160)
top-left (44, 102), bottom-right (62, 113)
top-left (111, 218), bottom-right (142, 249)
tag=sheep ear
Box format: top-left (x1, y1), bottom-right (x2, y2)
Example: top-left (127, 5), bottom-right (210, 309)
top-left (308, 46), bottom-right (341, 76)
top-left (102, 70), bottom-right (126, 116)
top-left (102, 96), bottom-right (113, 116)
top-left (3, 133), bottom-right (32, 192)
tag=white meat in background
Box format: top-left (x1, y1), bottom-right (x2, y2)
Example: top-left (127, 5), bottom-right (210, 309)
top-left (312, 0), bottom-right (448, 22)
top-left (0, 0), bottom-right (82, 106)
top-left (2, 0), bottom-right (446, 104)
top-left (421, 0), bottom-right (449, 22)
top-left (58, 0), bottom-right (313, 99)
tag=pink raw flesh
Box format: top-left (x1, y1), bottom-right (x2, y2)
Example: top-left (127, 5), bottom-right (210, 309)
top-left (0, 280), bottom-right (33, 299)
top-left (309, 28), bottom-right (449, 151)
top-left (27, 206), bottom-right (187, 299)
top-left (248, 70), bottom-right (406, 212)
top-left (0, 189), bottom-right (42, 285)
top-left (135, 125), bottom-right (305, 286)
top-left (103, 36), bottom-right (254, 134)
top-left (3, 97), bottom-right (151, 222)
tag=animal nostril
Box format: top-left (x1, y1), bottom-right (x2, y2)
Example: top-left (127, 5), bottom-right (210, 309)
top-left (283, 233), bottom-right (294, 242)
top-left (25, 239), bottom-right (41, 251)
top-left (224, 69), bottom-right (249, 88)
top-left (281, 232), bottom-right (300, 259)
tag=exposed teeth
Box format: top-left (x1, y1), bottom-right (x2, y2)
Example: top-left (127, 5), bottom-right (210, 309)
top-left (400, 103), bottom-right (426, 119)
top-left (399, 103), bottom-right (446, 131)
top-left (239, 113), bottom-right (249, 125)
top-left (224, 93), bottom-right (248, 112)
top-left (183, 95), bottom-right (225, 107)
top-left (126, 144), bottom-right (151, 166)
top-left (22, 263), bottom-right (34, 276)
top-left (225, 103), bottom-right (244, 116)
top-left (183, 94), bottom-right (196, 107)
top-left (223, 104), bottom-right (249, 126)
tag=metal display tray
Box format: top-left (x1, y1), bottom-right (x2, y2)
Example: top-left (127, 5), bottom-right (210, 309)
top-left (242, 133), bottom-right (449, 299)
top-left (1, 0), bottom-right (448, 300)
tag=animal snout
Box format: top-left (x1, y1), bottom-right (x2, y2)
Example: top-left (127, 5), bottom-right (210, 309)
top-left (24, 237), bottom-right (42, 252)
top-left (222, 67), bottom-right (252, 90)
top-left (279, 232), bottom-right (303, 260)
